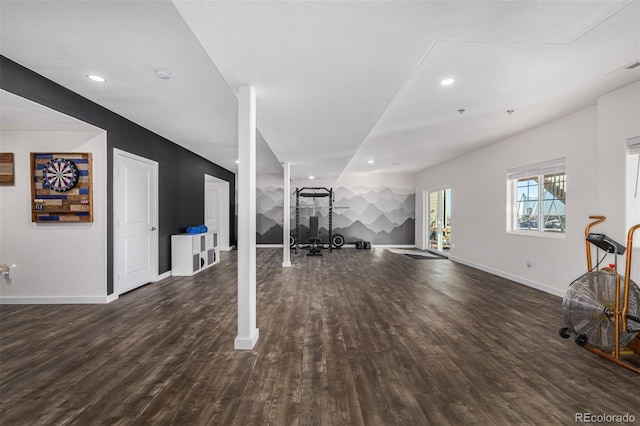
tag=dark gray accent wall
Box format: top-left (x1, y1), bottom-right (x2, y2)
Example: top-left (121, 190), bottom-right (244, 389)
top-left (1, 56), bottom-right (236, 295)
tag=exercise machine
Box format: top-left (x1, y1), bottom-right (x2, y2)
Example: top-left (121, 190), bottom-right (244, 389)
top-left (559, 215), bottom-right (640, 374)
top-left (291, 187), bottom-right (345, 254)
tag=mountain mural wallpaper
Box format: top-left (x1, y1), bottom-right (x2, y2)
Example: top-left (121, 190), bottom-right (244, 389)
top-left (256, 180), bottom-right (415, 246)
top-left (256, 185), bottom-right (285, 243)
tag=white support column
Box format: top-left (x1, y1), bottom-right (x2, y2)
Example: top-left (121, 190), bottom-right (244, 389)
top-left (282, 162), bottom-right (292, 267)
top-left (235, 86), bottom-right (259, 350)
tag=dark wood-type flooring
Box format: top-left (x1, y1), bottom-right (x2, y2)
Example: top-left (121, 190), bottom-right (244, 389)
top-left (1, 248), bottom-right (638, 425)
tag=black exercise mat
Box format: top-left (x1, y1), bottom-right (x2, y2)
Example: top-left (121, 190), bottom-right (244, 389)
top-left (404, 253), bottom-right (447, 260)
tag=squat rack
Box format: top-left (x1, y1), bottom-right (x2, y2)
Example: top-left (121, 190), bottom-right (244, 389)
top-left (293, 187), bottom-right (335, 253)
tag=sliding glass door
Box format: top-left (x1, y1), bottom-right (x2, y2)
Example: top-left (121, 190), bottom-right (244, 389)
top-left (427, 188), bottom-right (451, 253)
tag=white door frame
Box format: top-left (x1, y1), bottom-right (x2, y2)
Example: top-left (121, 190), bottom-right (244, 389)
top-left (113, 148), bottom-right (159, 295)
top-left (424, 186), bottom-right (451, 256)
top-left (422, 190), bottom-right (429, 250)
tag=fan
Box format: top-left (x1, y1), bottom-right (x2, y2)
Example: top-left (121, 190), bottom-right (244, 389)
top-left (561, 269), bottom-right (640, 350)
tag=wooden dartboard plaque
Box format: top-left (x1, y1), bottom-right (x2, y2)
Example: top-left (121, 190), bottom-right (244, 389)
top-left (30, 152), bottom-right (93, 222)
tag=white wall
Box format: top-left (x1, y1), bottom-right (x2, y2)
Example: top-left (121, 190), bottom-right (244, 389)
top-left (417, 106), bottom-right (598, 296)
top-left (627, 152), bottom-right (640, 249)
top-left (336, 172), bottom-right (416, 190)
top-left (0, 130), bottom-right (108, 302)
top-left (287, 172), bottom-right (416, 193)
top-left (258, 173), bottom-right (286, 189)
top-left (416, 81), bottom-right (640, 296)
top-left (598, 81), bottom-right (640, 282)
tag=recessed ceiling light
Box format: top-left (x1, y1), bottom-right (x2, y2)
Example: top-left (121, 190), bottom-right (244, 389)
top-left (87, 74), bottom-right (106, 83)
top-left (309, 176), bottom-right (315, 180)
top-left (440, 78), bottom-right (455, 86)
top-left (155, 68), bottom-right (171, 80)
top-left (368, 160), bottom-right (374, 164)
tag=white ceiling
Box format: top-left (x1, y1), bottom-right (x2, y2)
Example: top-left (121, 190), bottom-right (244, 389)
top-left (1, 90), bottom-right (100, 132)
top-left (0, 0), bottom-right (279, 174)
top-left (1, 1), bottom-right (639, 182)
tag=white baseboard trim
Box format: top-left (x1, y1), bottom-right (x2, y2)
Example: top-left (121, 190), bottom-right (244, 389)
top-left (282, 261), bottom-right (292, 267)
top-left (234, 328), bottom-right (260, 350)
top-left (338, 244), bottom-right (415, 249)
top-left (449, 255), bottom-right (566, 298)
top-left (0, 295), bottom-right (115, 304)
top-left (221, 246), bottom-right (232, 251)
top-left (153, 271), bottom-right (172, 281)
top-left (259, 244), bottom-right (416, 249)
top-left (106, 293), bottom-right (119, 303)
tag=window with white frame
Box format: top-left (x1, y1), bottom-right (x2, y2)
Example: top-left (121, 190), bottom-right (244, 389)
top-left (508, 158), bottom-right (566, 234)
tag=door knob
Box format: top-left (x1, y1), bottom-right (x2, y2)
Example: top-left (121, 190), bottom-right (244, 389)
top-left (151, 227), bottom-right (157, 231)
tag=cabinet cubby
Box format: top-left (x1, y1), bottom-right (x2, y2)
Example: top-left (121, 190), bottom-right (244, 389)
top-left (171, 232), bottom-right (219, 276)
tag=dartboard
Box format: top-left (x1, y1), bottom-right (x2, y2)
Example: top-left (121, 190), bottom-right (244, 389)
top-left (42, 158), bottom-right (79, 192)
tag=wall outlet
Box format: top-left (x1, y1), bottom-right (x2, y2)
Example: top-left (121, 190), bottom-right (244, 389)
top-left (526, 259), bottom-right (533, 268)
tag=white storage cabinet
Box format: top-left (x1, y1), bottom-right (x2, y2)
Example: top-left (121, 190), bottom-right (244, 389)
top-left (171, 232), bottom-right (219, 276)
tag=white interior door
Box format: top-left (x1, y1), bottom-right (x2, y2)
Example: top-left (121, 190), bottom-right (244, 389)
top-left (114, 149), bottom-right (158, 295)
top-left (205, 175), bottom-right (230, 250)
top-left (205, 185), bottom-right (219, 231)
